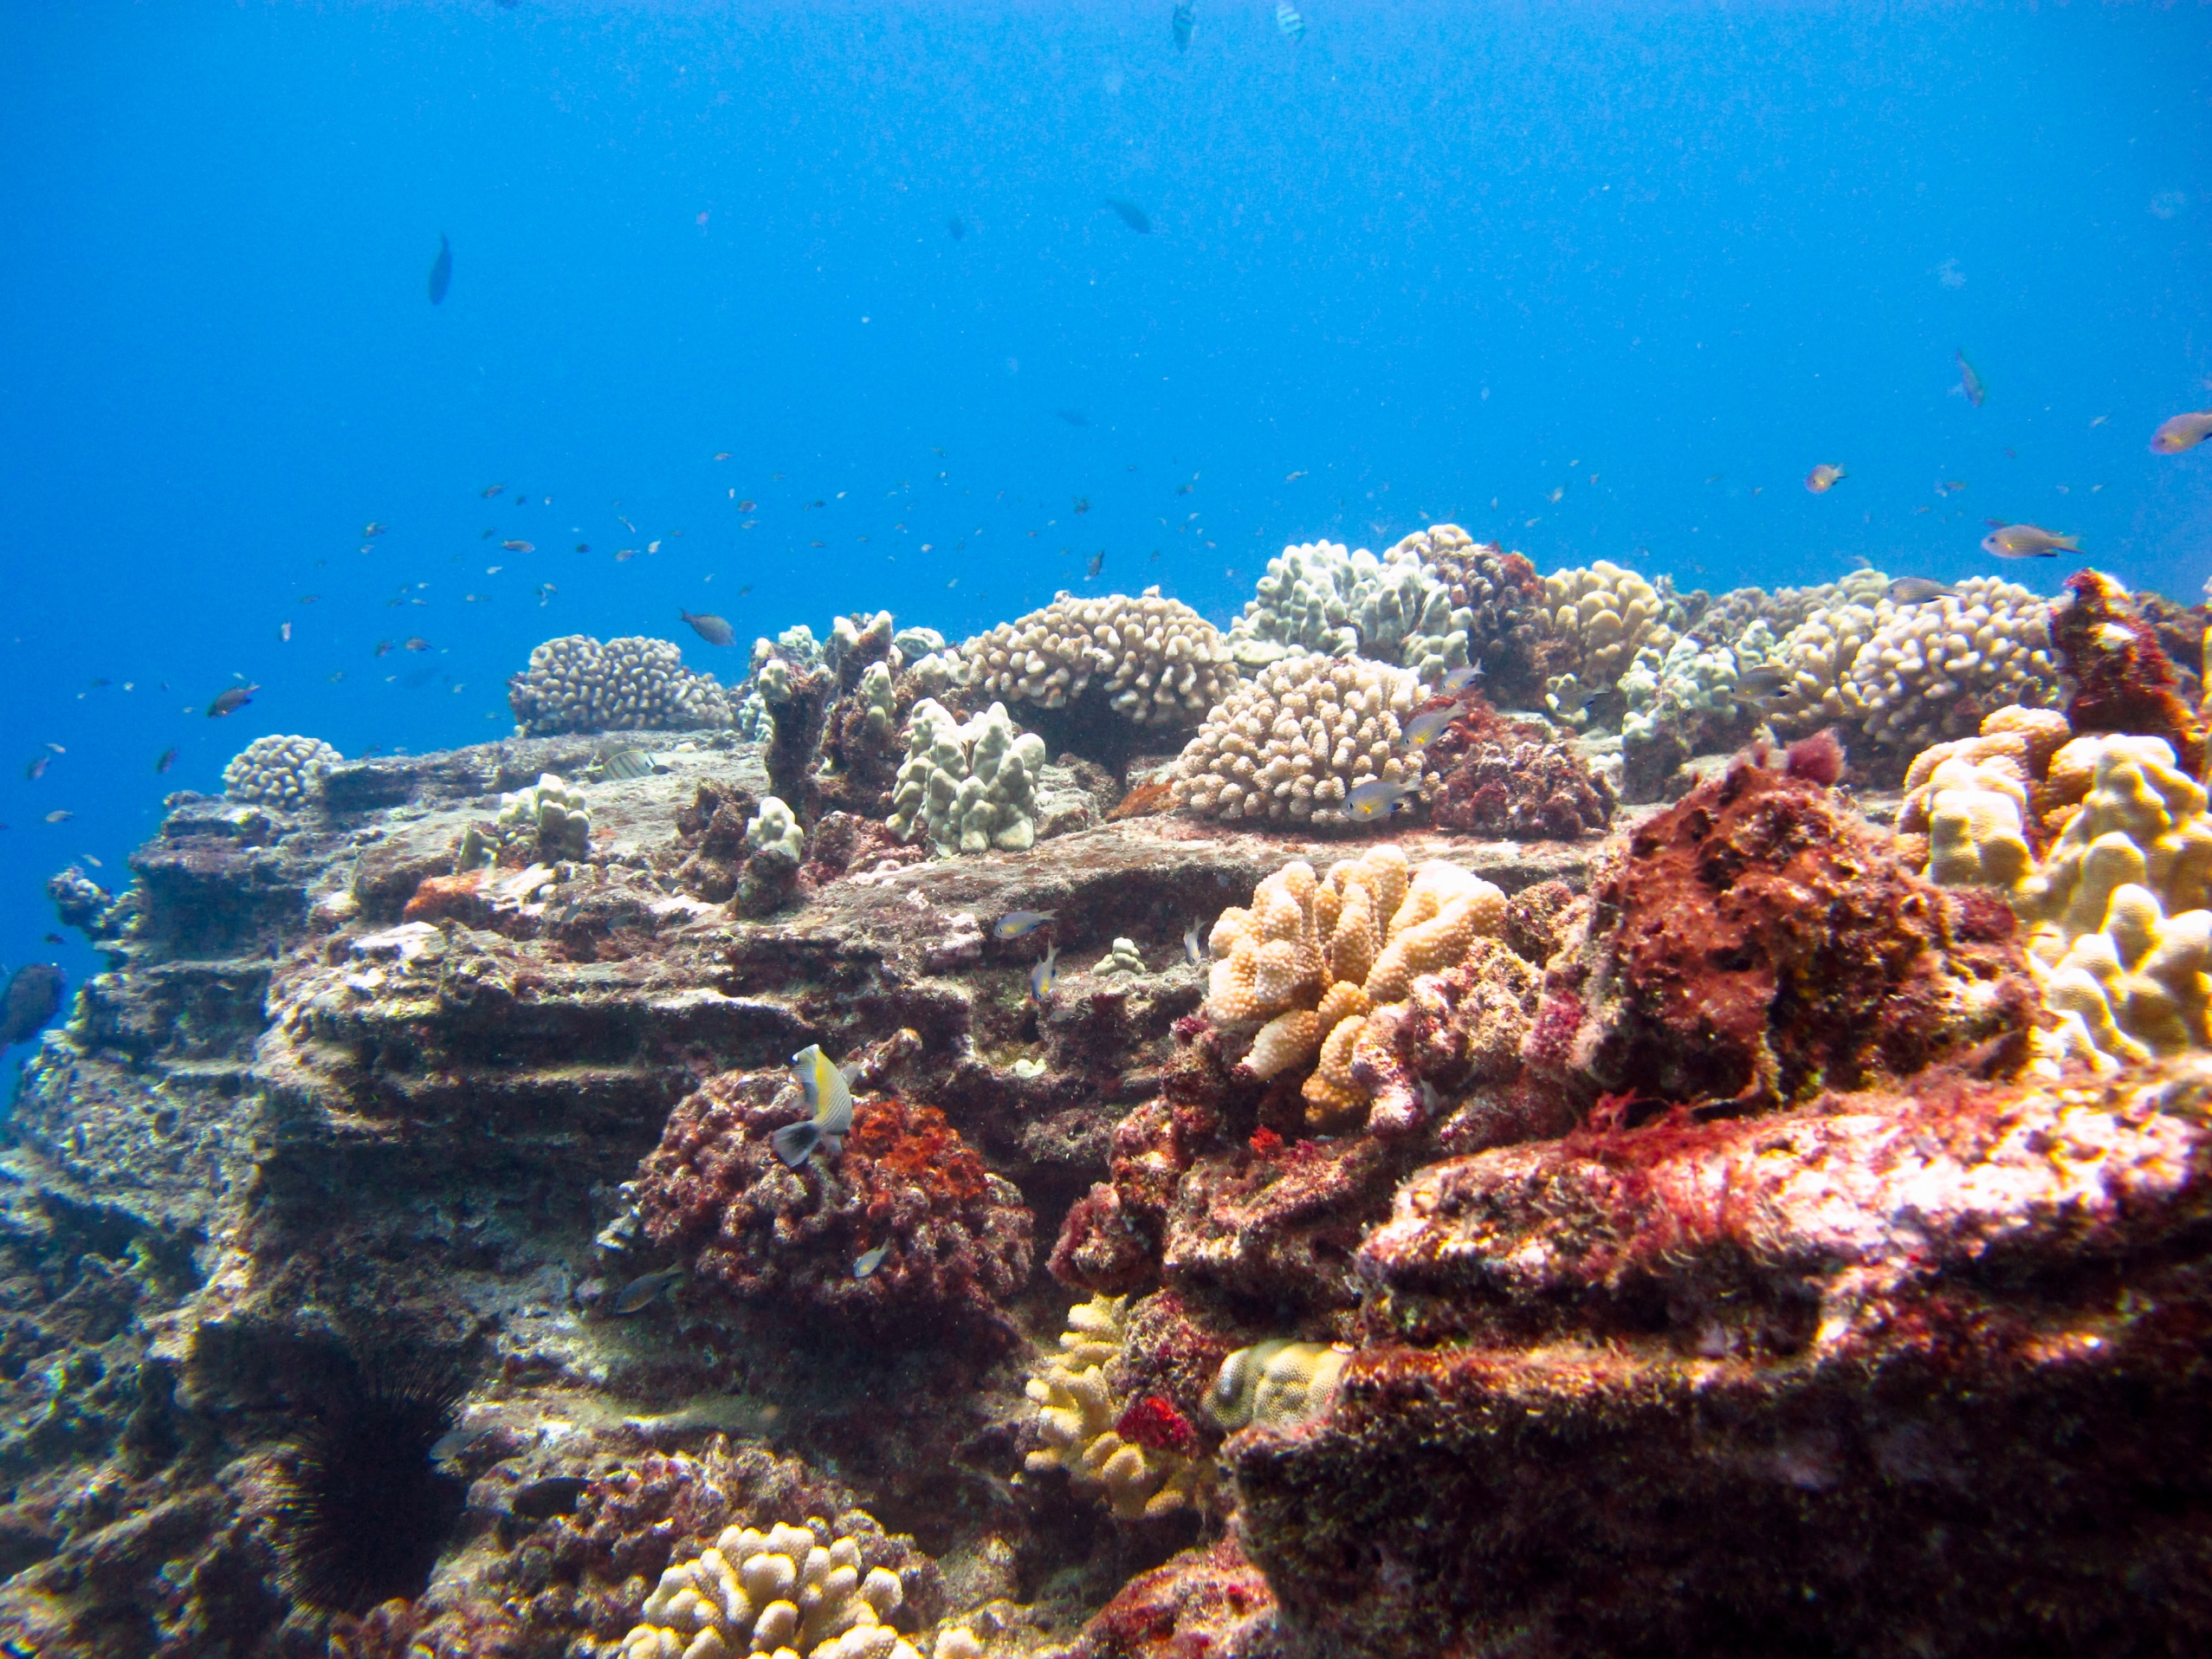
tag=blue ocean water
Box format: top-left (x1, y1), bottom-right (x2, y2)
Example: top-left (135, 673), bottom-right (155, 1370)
top-left (3, 1), bottom-right (2207, 1005)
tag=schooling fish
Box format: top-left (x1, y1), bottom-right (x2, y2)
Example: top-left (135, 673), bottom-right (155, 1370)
top-left (1402, 709), bottom-right (1454, 751)
top-left (1982, 522), bottom-right (2076, 559)
top-left (994, 910), bottom-right (1056, 941)
top-left (205, 684), bottom-right (258, 717)
top-left (1344, 778), bottom-right (1419, 821)
top-left (1955, 348), bottom-right (1986, 408)
top-left (1438, 661), bottom-right (1485, 695)
top-left (1804, 463), bottom-right (1847, 494)
top-left (482, 483), bottom-right (505, 498)
top-left (427, 232), bottom-right (452, 305)
top-left (679, 609), bottom-right (736, 646)
top-left (1104, 198), bottom-right (1152, 234)
top-left (2150, 412), bottom-right (2212, 455)
top-left (1173, 1), bottom-right (1193, 50)
top-left (773, 1044), bottom-right (854, 1169)
top-left (610, 1266), bottom-right (685, 1315)
top-left (854, 1242), bottom-right (890, 1279)
top-left (947, 215), bottom-right (967, 242)
top-left (23, 756), bottom-right (47, 781)
top-left (1885, 578), bottom-right (1958, 606)
top-left (1030, 943), bottom-right (1061, 1005)
top-left (1184, 920), bottom-right (1206, 966)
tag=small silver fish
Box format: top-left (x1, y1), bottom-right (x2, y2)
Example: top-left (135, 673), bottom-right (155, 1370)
top-left (773, 1044), bottom-right (854, 1168)
top-left (1184, 919), bottom-right (1206, 966)
top-left (1438, 661), bottom-right (1485, 695)
top-left (994, 910), bottom-right (1055, 941)
top-left (1030, 943), bottom-right (1061, 1004)
top-left (1981, 522), bottom-right (2076, 559)
top-left (611, 1266), bottom-right (685, 1315)
top-left (597, 748), bottom-right (656, 781)
top-left (1885, 578), bottom-right (1958, 606)
top-left (430, 1424), bottom-right (487, 1466)
top-left (1402, 709), bottom-right (1454, 750)
top-left (1734, 664), bottom-right (1790, 697)
top-left (1344, 778), bottom-right (1419, 821)
top-left (854, 1242), bottom-right (890, 1278)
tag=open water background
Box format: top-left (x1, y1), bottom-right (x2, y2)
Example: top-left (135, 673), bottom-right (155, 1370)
top-left (3, 0), bottom-right (2208, 997)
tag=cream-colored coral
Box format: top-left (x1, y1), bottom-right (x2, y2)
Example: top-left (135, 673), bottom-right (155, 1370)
top-left (1896, 706), bottom-right (2077, 873)
top-left (960, 589), bottom-right (1235, 729)
top-left (1206, 1340), bottom-right (1350, 1433)
top-left (458, 772), bottom-right (592, 871)
top-left (1024, 1294), bottom-right (1208, 1520)
top-left (884, 701), bottom-right (1048, 856)
top-left (508, 633), bottom-right (734, 736)
top-left (1204, 847), bottom-right (1505, 1124)
top-left (1169, 654), bottom-right (1421, 826)
top-left (618, 1518), bottom-right (918, 1659)
top-left (1225, 534), bottom-right (1474, 684)
top-left (1541, 561), bottom-right (1681, 695)
top-left (222, 734), bottom-right (342, 810)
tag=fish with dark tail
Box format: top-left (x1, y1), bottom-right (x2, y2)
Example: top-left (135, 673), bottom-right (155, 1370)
top-left (206, 684), bottom-right (258, 717)
top-left (773, 1045), bottom-right (854, 1169)
top-left (1955, 348), bottom-right (1986, 408)
top-left (679, 609), bottom-right (735, 646)
top-left (427, 233), bottom-right (452, 305)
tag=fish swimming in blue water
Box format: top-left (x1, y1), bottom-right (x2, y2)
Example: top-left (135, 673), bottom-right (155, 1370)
top-left (995, 910), bottom-right (1055, 940)
top-left (679, 609), bottom-right (734, 646)
top-left (1030, 943), bottom-right (1060, 1005)
top-left (1105, 198), bottom-right (1151, 234)
top-left (2150, 412), bottom-right (2212, 455)
top-left (1981, 522), bottom-right (2074, 559)
top-left (1955, 348), bottom-right (1985, 408)
top-left (1276, 3), bottom-right (1305, 40)
top-left (1173, 3), bottom-right (1193, 51)
top-left (773, 1044), bottom-right (854, 1168)
top-left (854, 1242), bottom-right (890, 1278)
top-left (1402, 709), bottom-right (1454, 750)
top-left (1344, 778), bottom-right (1419, 820)
top-left (947, 215), bottom-right (967, 242)
top-left (1438, 662), bottom-right (1484, 695)
top-left (427, 232), bottom-right (451, 305)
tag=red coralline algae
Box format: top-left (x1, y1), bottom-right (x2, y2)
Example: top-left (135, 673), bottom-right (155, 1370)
top-left (401, 870), bottom-right (490, 925)
top-left (796, 810), bottom-right (927, 890)
top-left (1059, 1537), bottom-right (1279, 1659)
top-left (1048, 1178), bottom-right (1155, 1294)
top-left (632, 1069), bottom-right (1032, 1339)
top-left (1534, 755), bottom-right (2039, 1111)
top-left (1160, 1135), bottom-right (1395, 1315)
top-left (1782, 725), bottom-right (1847, 786)
top-left (2049, 567), bottom-right (2208, 773)
top-left (1349, 936), bottom-right (1547, 1137)
top-left (1421, 696), bottom-right (1615, 839)
top-left (1115, 1394), bottom-right (1199, 1456)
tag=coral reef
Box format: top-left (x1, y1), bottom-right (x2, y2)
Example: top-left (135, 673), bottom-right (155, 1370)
top-left (1056, 1539), bottom-right (1278, 1659)
top-left (1206, 1340), bottom-right (1349, 1433)
top-left (1420, 696), bottom-right (1616, 838)
top-left (1025, 1294), bottom-right (1210, 1520)
top-left (631, 1066), bottom-right (1034, 1340)
top-left (735, 796), bottom-right (807, 917)
top-left (1537, 561), bottom-right (1683, 723)
top-left (1540, 752), bottom-right (2040, 1109)
top-left (885, 699), bottom-right (1050, 855)
top-left (618, 1518), bottom-right (920, 1659)
top-left (1225, 535), bottom-right (1472, 684)
top-left (1415, 528), bottom-right (1561, 710)
top-left (2047, 567), bottom-right (2208, 774)
top-left (1168, 655), bottom-right (1421, 826)
top-left (960, 589), bottom-right (1235, 733)
top-left (508, 634), bottom-right (735, 736)
top-left (459, 771), bottom-right (592, 869)
top-left (1617, 628), bottom-right (1776, 799)
top-left (222, 733), bottom-right (343, 809)
top-left (1893, 704), bottom-right (2079, 878)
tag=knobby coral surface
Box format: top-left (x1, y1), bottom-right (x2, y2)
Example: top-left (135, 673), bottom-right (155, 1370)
top-left (508, 634), bottom-right (734, 736)
top-left (1420, 697), bottom-right (1615, 839)
top-left (1025, 1294), bottom-right (1212, 1520)
top-left (960, 589), bottom-right (1235, 730)
top-left (1169, 655), bottom-right (1420, 827)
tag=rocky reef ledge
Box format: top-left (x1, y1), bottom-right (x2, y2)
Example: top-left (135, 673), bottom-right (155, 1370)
top-left (6, 723), bottom-right (2210, 1658)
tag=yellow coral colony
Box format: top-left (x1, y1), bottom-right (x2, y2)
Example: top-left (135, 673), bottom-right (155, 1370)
top-left (1205, 845), bottom-right (1506, 1125)
top-left (618, 1519), bottom-right (918, 1659)
top-left (1024, 1294), bottom-right (1208, 1520)
top-left (1906, 712), bottom-right (2212, 1069)
top-left (1207, 1340), bottom-right (1351, 1434)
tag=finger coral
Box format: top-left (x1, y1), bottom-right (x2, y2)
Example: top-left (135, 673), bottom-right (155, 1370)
top-left (1169, 655), bottom-right (1422, 826)
top-left (1538, 561), bottom-right (1684, 723)
top-left (1025, 1293), bottom-right (1212, 1520)
top-left (1204, 846), bottom-right (1509, 1126)
top-left (457, 771), bottom-right (592, 870)
top-left (223, 733), bottom-right (342, 809)
top-left (960, 589), bottom-right (1235, 729)
top-left (508, 633), bottom-right (735, 736)
top-left (1894, 704), bottom-right (2078, 878)
top-left (1538, 751), bottom-right (2040, 1110)
top-left (885, 700), bottom-right (1050, 856)
top-left (618, 1519), bottom-right (920, 1659)
top-left (631, 1068), bottom-right (1034, 1340)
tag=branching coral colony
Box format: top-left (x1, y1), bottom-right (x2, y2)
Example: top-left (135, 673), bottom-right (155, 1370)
top-left (30, 552), bottom-right (2212, 1659)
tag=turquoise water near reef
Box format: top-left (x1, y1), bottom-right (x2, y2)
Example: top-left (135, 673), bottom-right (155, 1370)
top-left (2, 2), bottom-right (2208, 995)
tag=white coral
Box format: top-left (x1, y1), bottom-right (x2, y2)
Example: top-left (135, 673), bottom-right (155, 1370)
top-left (886, 701), bottom-right (1048, 856)
top-left (1170, 654), bottom-right (1421, 826)
top-left (960, 588), bottom-right (1234, 728)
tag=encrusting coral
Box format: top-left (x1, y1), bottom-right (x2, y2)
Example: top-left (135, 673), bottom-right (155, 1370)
top-left (508, 633), bottom-right (734, 736)
top-left (1025, 1293), bottom-right (1211, 1520)
top-left (222, 733), bottom-right (342, 809)
top-left (618, 1518), bottom-right (920, 1659)
top-left (1205, 845), bottom-right (1508, 1125)
top-left (885, 699), bottom-right (1049, 856)
top-left (959, 589), bottom-right (1235, 730)
top-left (1536, 748), bottom-right (2041, 1110)
top-left (1169, 654), bottom-right (1422, 826)
top-left (631, 1062), bottom-right (1033, 1340)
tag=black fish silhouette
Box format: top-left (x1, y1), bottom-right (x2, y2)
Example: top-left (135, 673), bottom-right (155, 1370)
top-left (427, 232), bottom-right (452, 305)
top-left (1104, 198), bottom-right (1151, 234)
